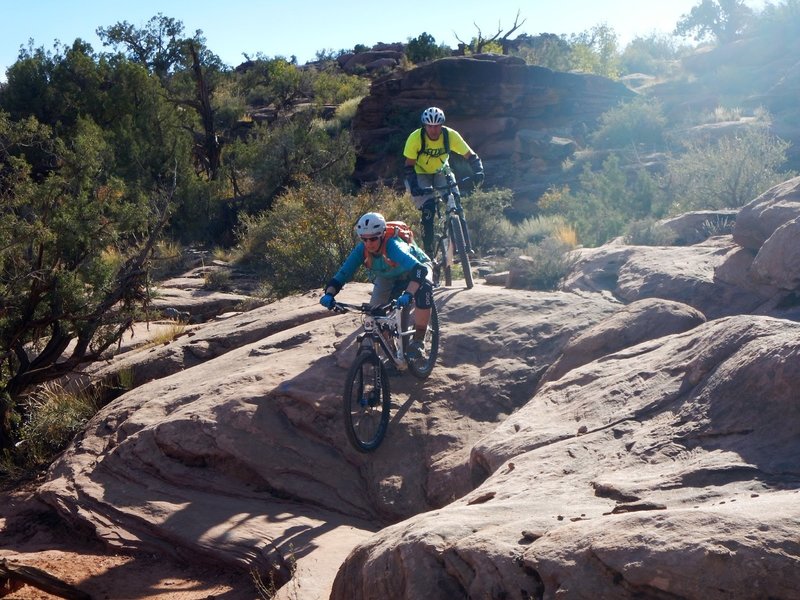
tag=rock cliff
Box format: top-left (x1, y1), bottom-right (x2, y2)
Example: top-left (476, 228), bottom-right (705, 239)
top-left (351, 54), bottom-right (635, 215)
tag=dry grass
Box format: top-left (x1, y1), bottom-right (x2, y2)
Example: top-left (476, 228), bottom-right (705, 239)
top-left (140, 322), bottom-right (187, 349)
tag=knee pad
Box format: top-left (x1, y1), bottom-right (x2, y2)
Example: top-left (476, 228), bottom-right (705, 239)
top-left (414, 281), bottom-right (434, 309)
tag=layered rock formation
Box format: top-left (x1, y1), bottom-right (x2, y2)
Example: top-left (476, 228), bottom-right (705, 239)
top-left (351, 55), bottom-right (634, 215)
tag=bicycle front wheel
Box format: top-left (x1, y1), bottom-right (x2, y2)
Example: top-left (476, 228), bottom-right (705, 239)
top-left (449, 216), bottom-right (474, 289)
top-left (343, 350), bottom-right (391, 452)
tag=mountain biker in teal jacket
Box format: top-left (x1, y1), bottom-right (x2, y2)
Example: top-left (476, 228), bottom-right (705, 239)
top-left (320, 212), bottom-right (433, 357)
top-left (403, 106), bottom-right (484, 257)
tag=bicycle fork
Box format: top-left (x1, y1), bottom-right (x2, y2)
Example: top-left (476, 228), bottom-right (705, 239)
top-left (449, 196), bottom-right (474, 253)
top-left (357, 325), bottom-right (407, 371)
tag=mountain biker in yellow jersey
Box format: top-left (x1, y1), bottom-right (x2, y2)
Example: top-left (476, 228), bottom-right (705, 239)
top-left (320, 212), bottom-right (434, 358)
top-left (403, 106), bottom-right (484, 258)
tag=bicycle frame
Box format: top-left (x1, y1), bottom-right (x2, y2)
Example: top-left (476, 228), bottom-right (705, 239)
top-left (423, 178), bottom-right (474, 289)
top-left (334, 301), bottom-right (410, 371)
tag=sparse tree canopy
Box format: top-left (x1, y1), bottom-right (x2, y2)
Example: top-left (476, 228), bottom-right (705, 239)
top-left (96, 13), bottom-right (200, 79)
top-left (674, 0), bottom-right (755, 44)
top-left (406, 32), bottom-right (451, 63)
top-left (455, 10), bottom-right (526, 54)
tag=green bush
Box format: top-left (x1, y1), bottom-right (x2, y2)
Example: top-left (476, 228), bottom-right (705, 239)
top-left (620, 33), bottom-right (688, 77)
top-left (624, 218), bottom-right (678, 246)
top-left (3, 382), bottom-right (99, 476)
top-left (567, 25), bottom-right (620, 78)
top-left (512, 33), bottom-right (572, 71)
top-left (460, 187), bottom-right (514, 253)
top-left (539, 155), bottom-right (662, 247)
top-left (590, 96), bottom-right (667, 150)
top-left (506, 237), bottom-right (578, 291)
top-left (664, 126), bottom-right (794, 213)
top-left (311, 69), bottom-right (370, 105)
top-left (406, 33), bottom-right (452, 63)
top-left (229, 111), bottom-right (357, 216)
top-left (234, 179), bottom-right (414, 297)
top-left (334, 96), bottom-right (364, 127)
top-left (498, 214), bottom-right (573, 249)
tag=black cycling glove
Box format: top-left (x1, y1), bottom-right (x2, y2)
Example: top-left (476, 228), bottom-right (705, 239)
top-left (469, 155), bottom-right (484, 186)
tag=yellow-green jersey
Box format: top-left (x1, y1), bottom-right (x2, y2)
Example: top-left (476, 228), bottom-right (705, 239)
top-left (403, 126), bottom-right (473, 175)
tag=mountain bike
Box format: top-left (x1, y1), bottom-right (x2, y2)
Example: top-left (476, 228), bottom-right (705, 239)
top-left (422, 178), bottom-right (475, 289)
top-left (332, 298), bottom-right (439, 452)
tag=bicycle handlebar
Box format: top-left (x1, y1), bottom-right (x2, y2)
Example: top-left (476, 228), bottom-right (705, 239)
top-left (332, 300), bottom-right (397, 316)
top-left (418, 176), bottom-right (472, 197)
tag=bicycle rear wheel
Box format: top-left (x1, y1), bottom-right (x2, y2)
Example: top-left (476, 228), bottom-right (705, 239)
top-left (402, 301), bottom-right (440, 379)
top-left (343, 350), bottom-right (391, 452)
top-left (449, 216), bottom-right (474, 289)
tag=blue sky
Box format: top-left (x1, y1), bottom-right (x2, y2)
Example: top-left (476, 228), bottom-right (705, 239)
top-left (0, 0), bottom-right (767, 81)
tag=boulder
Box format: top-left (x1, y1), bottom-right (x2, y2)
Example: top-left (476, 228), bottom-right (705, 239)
top-left (752, 215), bottom-right (800, 290)
top-left (733, 175), bottom-right (800, 250)
top-left (658, 210), bottom-right (737, 245)
top-left (562, 238), bottom-right (778, 319)
top-left (36, 284), bottom-right (621, 597)
top-left (340, 50), bottom-right (403, 73)
top-left (539, 298), bottom-right (706, 387)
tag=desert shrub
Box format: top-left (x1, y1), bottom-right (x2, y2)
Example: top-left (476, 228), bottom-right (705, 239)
top-left (567, 25), bottom-right (620, 78)
top-left (620, 33), bottom-right (688, 77)
top-left (459, 187), bottom-right (514, 253)
top-left (229, 111), bottom-right (357, 215)
top-left (750, 0), bottom-right (800, 39)
top-left (624, 218), bottom-right (678, 246)
top-left (539, 155), bottom-right (662, 247)
top-left (203, 269), bottom-right (232, 291)
top-left (234, 179), bottom-right (413, 296)
top-left (498, 214), bottom-right (574, 249)
top-left (513, 33), bottom-right (573, 71)
top-left (311, 70), bottom-right (369, 105)
top-left (505, 237), bottom-right (579, 291)
top-left (700, 214), bottom-right (736, 238)
top-left (334, 96), bottom-right (363, 127)
top-left (590, 96), bottom-right (668, 150)
top-left (142, 323), bottom-right (187, 348)
top-left (213, 78), bottom-right (249, 131)
top-left (149, 239), bottom-right (187, 279)
top-left (664, 126), bottom-right (794, 213)
top-left (406, 33), bottom-right (452, 63)
top-left (4, 382), bottom-right (99, 474)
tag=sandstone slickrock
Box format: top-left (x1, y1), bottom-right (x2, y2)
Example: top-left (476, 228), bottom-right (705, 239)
top-left (36, 284), bottom-right (620, 598)
top-left (538, 297), bottom-right (706, 388)
top-left (27, 176), bottom-right (800, 598)
top-left (331, 315), bottom-right (800, 600)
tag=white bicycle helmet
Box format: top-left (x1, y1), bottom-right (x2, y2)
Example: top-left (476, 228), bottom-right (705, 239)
top-left (421, 106), bottom-right (445, 125)
top-left (356, 212), bottom-right (387, 238)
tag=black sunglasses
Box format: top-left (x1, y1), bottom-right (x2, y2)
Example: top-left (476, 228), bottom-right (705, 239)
top-left (361, 235), bottom-right (381, 242)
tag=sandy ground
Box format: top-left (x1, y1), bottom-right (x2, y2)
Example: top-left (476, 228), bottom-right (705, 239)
top-left (0, 486), bottom-right (258, 600)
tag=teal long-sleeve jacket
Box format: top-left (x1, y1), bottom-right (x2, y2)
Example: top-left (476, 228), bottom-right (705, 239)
top-left (331, 236), bottom-right (429, 289)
